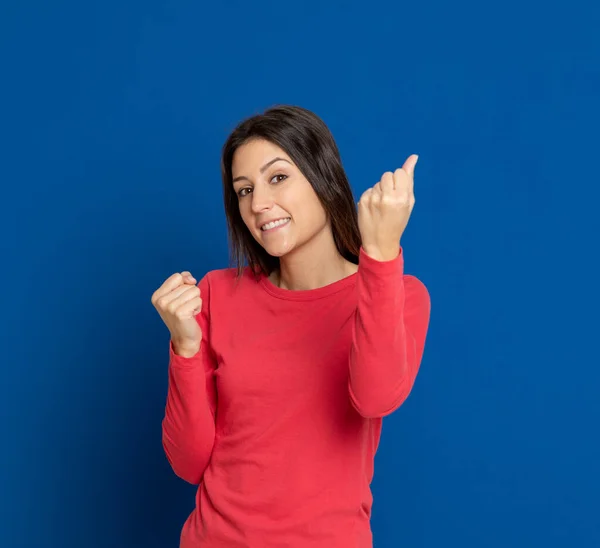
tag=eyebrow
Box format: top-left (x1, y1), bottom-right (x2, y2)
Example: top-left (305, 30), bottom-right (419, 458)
top-left (232, 157), bottom-right (292, 184)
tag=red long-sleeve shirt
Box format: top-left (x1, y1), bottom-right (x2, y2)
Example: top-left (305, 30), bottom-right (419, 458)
top-left (162, 246), bottom-right (431, 547)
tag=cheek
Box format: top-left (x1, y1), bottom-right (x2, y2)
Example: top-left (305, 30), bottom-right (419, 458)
top-left (238, 205), bottom-right (254, 231)
top-left (300, 192), bottom-right (328, 227)
top-left (285, 181), bottom-right (324, 219)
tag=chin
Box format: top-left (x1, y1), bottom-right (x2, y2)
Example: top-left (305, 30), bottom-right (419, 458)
top-left (262, 238), bottom-right (296, 258)
top-left (264, 246), bottom-right (293, 258)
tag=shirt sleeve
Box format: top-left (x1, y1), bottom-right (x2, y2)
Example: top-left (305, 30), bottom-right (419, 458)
top-left (161, 272), bottom-right (218, 484)
top-left (348, 246), bottom-right (431, 418)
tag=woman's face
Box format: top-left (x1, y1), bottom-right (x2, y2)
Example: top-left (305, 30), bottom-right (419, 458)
top-left (231, 138), bottom-right (329, 258)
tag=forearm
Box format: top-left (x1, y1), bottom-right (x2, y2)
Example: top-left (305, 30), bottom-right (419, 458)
top-left (348, 247), bottom-right (428, 418)
top-left (162, 342), bottom-right (216, 484)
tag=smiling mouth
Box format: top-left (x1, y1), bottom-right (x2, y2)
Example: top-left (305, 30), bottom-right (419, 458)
top-left (260, 217), bottom-right (291, 231)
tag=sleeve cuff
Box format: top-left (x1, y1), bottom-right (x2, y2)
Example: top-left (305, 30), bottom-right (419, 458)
top-left (359, 245), bottom-right (404, 275)
top-left (169, 340), bottom-right (202, 363)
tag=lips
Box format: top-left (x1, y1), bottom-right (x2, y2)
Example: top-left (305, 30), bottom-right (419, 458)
top-left (259, 217), bottom-right (291, 231)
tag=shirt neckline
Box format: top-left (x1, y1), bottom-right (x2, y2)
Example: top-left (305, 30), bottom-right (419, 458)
top-left (258, 269), bottom-right (358, 301)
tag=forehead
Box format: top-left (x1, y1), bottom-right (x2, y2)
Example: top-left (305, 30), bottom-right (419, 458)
top-left (232, 139), bottom-right (291, 173)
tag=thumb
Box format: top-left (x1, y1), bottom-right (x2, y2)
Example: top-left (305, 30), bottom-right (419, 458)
top-left (181, 271), bottom-right (196, 282)
top-left (403, 154), bottom-right (419, 178)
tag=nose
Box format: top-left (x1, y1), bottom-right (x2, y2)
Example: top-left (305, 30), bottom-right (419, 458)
top-left (250, 184), bottom-right (274, 214)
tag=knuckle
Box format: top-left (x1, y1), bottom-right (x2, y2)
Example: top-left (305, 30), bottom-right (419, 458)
top-left (393, 189), bottom-right (409, 200)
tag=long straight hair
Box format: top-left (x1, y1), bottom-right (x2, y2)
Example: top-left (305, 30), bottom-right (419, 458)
top-left (220, 105), bottom-right (362, 280)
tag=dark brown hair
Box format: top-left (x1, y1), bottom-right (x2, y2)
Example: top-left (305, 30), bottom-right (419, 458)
top-left (220, 104), bottom-right (362, 280)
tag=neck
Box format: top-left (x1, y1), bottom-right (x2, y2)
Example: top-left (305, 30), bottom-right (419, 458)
top-left (270, 227), bottom-right (358, 291)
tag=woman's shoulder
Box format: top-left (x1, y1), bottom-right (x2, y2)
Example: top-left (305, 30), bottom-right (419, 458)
top-left (202, 265), bottom-right (262, 295)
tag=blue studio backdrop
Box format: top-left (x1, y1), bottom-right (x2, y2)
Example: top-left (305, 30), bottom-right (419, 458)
top-left (1, 1), bottom-right (599, 547)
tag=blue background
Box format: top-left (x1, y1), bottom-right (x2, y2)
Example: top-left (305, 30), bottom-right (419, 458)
top-left (1, 1), bottom-right (599, 546)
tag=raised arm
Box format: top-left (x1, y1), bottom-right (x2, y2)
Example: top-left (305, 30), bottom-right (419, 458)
top-left (348, 246), bottom-right (430, 418)
top-left (159, 273), bottom-right (218, 484)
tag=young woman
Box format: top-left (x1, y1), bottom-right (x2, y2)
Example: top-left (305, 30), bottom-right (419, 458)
top-left (151, 105), bottom-right (431, 547)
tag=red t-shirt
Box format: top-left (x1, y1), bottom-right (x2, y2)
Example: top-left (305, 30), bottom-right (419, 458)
top-left (162, 246), bottom-right (431, 547)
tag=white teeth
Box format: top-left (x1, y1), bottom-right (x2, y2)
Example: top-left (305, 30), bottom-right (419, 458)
top-left (261, 218), bottom-right (290, 231)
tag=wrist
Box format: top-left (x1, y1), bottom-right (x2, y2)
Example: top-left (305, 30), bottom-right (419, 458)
top-left (172, 340), bottom-right (200, 358)
top-left (362, 245), bottom-right (400, 262)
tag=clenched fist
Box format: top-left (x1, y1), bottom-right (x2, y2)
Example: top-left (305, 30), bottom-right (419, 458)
top-left (358, 154), bottom-right (418, 261)
top-left (151, 271), bottom-right (202, 358)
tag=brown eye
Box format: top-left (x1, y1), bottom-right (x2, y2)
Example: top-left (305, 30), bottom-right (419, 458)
top-left (270, 174), bottom-right (287, 184)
